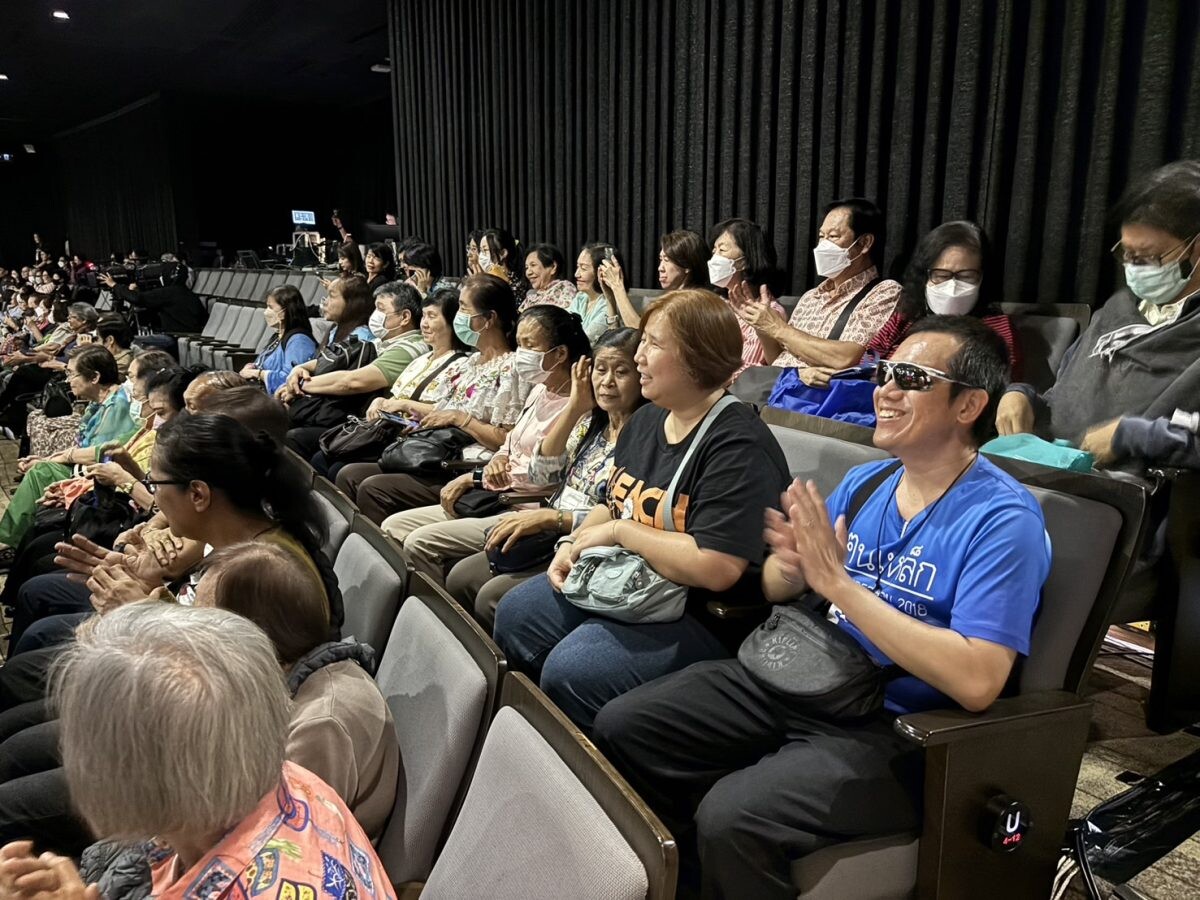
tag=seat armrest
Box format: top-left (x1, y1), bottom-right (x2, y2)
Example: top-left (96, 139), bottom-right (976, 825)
top-left (895, 690), bottom-right (1087, 747)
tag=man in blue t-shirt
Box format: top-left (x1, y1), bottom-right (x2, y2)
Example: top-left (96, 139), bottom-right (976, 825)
top-left (594, 316), bottom-right (1051, 900)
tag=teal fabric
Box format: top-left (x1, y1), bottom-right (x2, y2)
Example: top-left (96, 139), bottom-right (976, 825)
top-left (78, 386), bottom-right (138, 460)
top-left (981, 434), bottom-right (1095, 472)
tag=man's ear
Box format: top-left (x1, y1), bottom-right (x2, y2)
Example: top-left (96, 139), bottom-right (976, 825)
top-left (955, 388), bottom-right (989, 432)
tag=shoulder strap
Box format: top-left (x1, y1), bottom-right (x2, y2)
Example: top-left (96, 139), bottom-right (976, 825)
top-left (845, 459), bottom-right (902, 530)
top-left (411, 352), bottom-right (466, 401)
top-left (828, 277), bottom-right (883, 341)
top-left (661, 394), bottom-right (741, 533)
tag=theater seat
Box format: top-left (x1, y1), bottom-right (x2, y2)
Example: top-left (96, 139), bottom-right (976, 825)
top-left (764, 418), bottom-right (888, 491)
top-left (418, 672), bottom-right (675, 900)
top-left (1012, 315), bottom-right (1079, 393)
top-left (788, 450), bottom-right (1148, 898)
top-left (374, 574), bottom-right (504, 886)
top-left (333, 514), bottom-right (406, 655)
top-left (313, 476), bottom-right (356, 555)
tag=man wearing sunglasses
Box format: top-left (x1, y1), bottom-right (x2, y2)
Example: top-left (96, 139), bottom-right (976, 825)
top-left (996, 160), bottom-right (1200, 471)
top-left (594, 315), bottom-right (1051, 899)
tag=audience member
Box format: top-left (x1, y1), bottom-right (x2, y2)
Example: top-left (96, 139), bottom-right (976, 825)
top-left (479, 227), bottom-right (530, 296)
top-left (182, 369), bottom-right (244, 414)
top-left (705, 217), bottom-right (787, 372)
top-left (337, 241), bottom-right (367, 279)
top-left (0, 602), bottom-right (391, 896)
top-left (93, 313), bottom-right (137, 379)
top-left (602, 229), bottom-right (712, 329)
top-left (493, 290), bottom-right (791, 731)
top-left (313, 287), bottom-right (471, 478)
top-left (997, 160), bottom-right (1200, 470)
top-left (380, 305), bottom-right (591, 587)
top-left (466, 228), bottom-right (486, 275)
top-left (239, 285), bottom-right (317, 394)
top-left (569, 243), bottom-right (629, 341)
top-left (0, 302), bottom-right (98, 436)
top-left (364, 242), bottom-right (398, 294)
top-left (319, 274), bottom-right (374, 347)
top-left (521, 243), bottom-right (577, 310)
top-left (733, 198), bottom-right (901, 373)
top-left (448, 327), bottom-right (646, 626)
top-left (100, 261), bottom-right (207, 336)
top-left (401, 241), bottom-right (445, 297)
top-left (593, 316), bottom-right (1048, 899)
top-left (336, 274), bottom-right (526, 523)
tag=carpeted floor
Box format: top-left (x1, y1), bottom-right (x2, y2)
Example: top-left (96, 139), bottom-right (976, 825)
top-left (0, 438), bottom-right (1195, 896)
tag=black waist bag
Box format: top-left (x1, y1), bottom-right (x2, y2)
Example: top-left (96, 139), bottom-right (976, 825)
top-left (737, 600), bottom-right (891, 720)
top-left (66, 481), bottom-right (137, 548)
top-left (380, 426), bottom-right (475, 475)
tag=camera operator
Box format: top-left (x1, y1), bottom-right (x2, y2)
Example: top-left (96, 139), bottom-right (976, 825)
top-left (98, 256), bottom-right (206, 350)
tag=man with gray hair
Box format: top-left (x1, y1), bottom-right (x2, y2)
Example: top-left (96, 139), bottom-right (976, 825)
top-left (0, 602), bottom-right (393, 900)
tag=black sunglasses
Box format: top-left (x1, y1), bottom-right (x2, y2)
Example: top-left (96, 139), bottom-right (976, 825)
top-left (873, 361), bottom-right (977, 392)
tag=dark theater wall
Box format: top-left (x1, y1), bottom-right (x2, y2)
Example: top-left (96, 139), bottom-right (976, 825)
top-left (386, 0), bottom-right (1200, 305)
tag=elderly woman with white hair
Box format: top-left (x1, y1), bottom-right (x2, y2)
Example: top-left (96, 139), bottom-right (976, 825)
top-left (0, 602), bottom-right (393, 900)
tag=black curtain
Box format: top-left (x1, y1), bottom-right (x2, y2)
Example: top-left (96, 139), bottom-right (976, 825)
top-left (386, 0), bottom-right (1200, 305)
top-left (54, 94), bottom-right (179, 261)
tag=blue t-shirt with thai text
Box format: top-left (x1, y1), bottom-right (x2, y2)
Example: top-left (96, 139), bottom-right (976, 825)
top-left (824, 455), bottom-right (1050, 714)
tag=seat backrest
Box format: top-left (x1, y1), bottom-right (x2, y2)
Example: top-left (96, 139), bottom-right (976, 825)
top-left (627, 288), bottom-right (658, 314)
top-left (998, 301), bottom-right (1091, 333)
top-left (212, 305), bottom-right (249, 343)
top-left (201, 303), bottom-right (229, 337)
top-left (982, 457), bottom-right (1150, 695)
top-left (766, 423), bottom-right (889, 494)
top-left (421, 673), bottom-right (674, 900)
top-left (224, 306), bottom-right (259, 347)
top-left (300, 273), bottom-right (324, 305)
top-left (259, 273), bottom-right (287, 304)
top-left (1011, 315), bottom-right (1079, 393)
top-left (310, 317), bottom-right (333, 346)
top-left (776, 294), bottom-right (802, 317)
top-left (284, 270), bottom-right (306, 288)
top-left (193, 269), bottom-right (214, 295)
top-left (225, 271), bottom-right (248, 300)
top-left (374, 576), bottom-right (504, 884)
top-left (313, 476), bottom-right (355, 555)
top-left (333, 515), bottom-right (405, 655)
top-left (211, 270), bottom-right (234, 297)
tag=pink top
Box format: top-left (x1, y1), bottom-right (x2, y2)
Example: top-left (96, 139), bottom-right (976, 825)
top-left (486, 382), bottom-right (572, 490)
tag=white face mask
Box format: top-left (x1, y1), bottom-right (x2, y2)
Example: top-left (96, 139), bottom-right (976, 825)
top-left (513, 347), bottom-right (553, 384)
top-left (368, 309), bottom-right (392, 340)
top-left (925, 279), bottom-right (980, 316)
top-left (478, 251), bottom-right (493, 270)
top-left (812, 238), bottom-right (858, 278)
top-left (707, 254), bottom-right (739, 289)
top-left (129, 398), bottom-right (144, 419)
top-left (121, 378), bottom-right (134, 398)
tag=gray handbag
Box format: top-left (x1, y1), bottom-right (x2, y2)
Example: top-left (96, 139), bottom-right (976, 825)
top-left (561, 395), bottom-right (741, 624)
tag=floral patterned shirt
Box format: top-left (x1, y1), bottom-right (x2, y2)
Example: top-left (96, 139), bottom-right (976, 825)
top-left (150, 762), bottom-right (393, 900)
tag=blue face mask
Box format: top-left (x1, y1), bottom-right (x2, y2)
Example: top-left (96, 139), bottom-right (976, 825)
top-left (1124, 256), bottom-right (1194, 306)
top-left (453, 311), bottom-right (481, 347)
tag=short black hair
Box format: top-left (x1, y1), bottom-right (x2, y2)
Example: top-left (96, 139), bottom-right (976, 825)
top-left (1113, 160), bottom-right (1200, 241)
top-left (145, 366), bottom-right (196, 414)
top-left (68, 344), bottom-right (120, 387)
top-left (96, 313), bottom-right (134, 349)
top-left (423, 284), bottom-right (471, 352)
top-left (823, 197), bottom-right (885, 261)
top-left (376, 281), bottom-right (423, 327)
top-left (524, 243), bottom-right (568, 283)
top-left (906, 314), bottom-right (1009, 447)
top-left (404, 242), bottom-right (443, 284)
top-left (707, 218), bottom-right (778, 292)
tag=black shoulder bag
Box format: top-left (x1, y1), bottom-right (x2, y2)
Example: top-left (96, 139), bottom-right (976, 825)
top-left (827, 277), bottom-right (883, 341)
top-left (737, 460), bottom-right (905, 720)
top-left (288, 336), bottom-right (382, 429)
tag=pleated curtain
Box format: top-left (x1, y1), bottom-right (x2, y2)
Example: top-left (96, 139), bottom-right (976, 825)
top-left (387, 0), bottom-right (1200, 305)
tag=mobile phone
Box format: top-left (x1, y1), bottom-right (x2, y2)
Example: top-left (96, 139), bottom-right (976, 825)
top-left (604, 246), bottom-right (616, 263)
top-left (380, 411), bottom-right (419, 428)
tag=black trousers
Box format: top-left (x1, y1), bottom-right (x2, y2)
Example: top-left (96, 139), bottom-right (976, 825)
top-left (1, 526), bottom-right (67, 610)
top-left (8, 573), bottom-right (91, 652)
top-left (285, 426), bottom-right (327, 462)
top-left (0, 366), bottom-right (58, 437)
top-left (592, 659), bottom-right (924, 900)
top-left (334, 464), bottom-right (446, 526)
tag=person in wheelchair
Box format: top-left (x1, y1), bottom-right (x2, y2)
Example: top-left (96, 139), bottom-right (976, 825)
top-left (593, 316), bottom-right (1051, 899)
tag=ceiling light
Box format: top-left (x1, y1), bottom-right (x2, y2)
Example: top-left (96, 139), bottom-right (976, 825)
top-left (52, 9), bottom-right (70, 20)
top-left (370, 59), bottom-right (392, 73)
top-left (0, 74), bottom-right (8, 81)
top-left (24, 145), bottom-right (36, 154)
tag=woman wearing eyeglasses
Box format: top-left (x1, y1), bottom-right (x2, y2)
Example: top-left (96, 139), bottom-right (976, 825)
top-left (794, 221), bottom-right (1017, 390)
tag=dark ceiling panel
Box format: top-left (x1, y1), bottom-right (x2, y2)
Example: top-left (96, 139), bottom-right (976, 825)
top-left (0, 0), bottom-right (390, 145)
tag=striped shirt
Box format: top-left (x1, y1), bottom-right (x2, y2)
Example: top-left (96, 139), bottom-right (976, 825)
top-left (772, 267), bottom-right (901, 368)
top-left (867, 310), bottom-right (1019, 377)
top-left (732, 296), bottom-right (788, 376)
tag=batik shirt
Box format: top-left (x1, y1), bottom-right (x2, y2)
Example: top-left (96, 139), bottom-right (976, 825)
top-left (150, 762), bottom-right (394, 900)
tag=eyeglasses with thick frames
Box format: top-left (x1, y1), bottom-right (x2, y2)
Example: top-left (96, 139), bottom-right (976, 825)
top-left (1110, 233), bottom-right (1199, 268)
top-left (140, 474), bottom-right (190, 494)
top-left (873, 361), bottom-right (978, 392)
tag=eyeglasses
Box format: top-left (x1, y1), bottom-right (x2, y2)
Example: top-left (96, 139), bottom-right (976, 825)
top-left (1110, 233), bottom-right (1198, 267)
top-left (140, 475), bottom-right (189, 496)
top-left (873, 361), bottom-right (978, 392)
top-left (928, 268), bottom-right (982, 285)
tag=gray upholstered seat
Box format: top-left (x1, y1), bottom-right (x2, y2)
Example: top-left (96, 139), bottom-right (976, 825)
top-left (1012, 315), bottom-right (1079, 393)
top-left (421, 706), bottom-right (650, 900)
top-left (374, 591), bottom-right (494, 885)
top-left (313, 477), bottom-right (355, 555)
top-left (333, 516), bottom-right (405, 654)
top-left (766, 422), bottom-right (889, 492)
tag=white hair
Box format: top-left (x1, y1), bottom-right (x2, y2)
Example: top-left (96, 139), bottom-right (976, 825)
top-left (54, 601), bottom-right (291, 840)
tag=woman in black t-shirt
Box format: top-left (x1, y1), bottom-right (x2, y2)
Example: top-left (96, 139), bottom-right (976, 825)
top-left (493, 290), bottom-right (791, 731)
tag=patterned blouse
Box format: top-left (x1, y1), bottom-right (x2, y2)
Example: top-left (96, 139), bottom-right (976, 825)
top-left (389, 349), bottom-right (471, 403)
top-left (772, 266), bottom-right (902, 368)
top-left (434, 351), bottom-right (529, 427)
top-left (149, 762), bottom-right (394, 900)
top-left (520, 280), bottom-right (576, 312)
top-left (528, 414), bottom-right (618, 529)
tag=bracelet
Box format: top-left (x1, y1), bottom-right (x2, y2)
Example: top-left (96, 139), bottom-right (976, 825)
top-left (554, 536), bottom-right (575, 550)
top-left (556, 509), bottom-right (565, 532)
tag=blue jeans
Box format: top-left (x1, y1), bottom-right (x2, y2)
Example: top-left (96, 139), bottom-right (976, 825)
top-left (492, 573), bottom-right (728, 731)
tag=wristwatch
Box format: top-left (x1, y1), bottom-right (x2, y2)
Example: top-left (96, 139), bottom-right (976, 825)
top-left (472, 467), bottom-right (485, 488)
